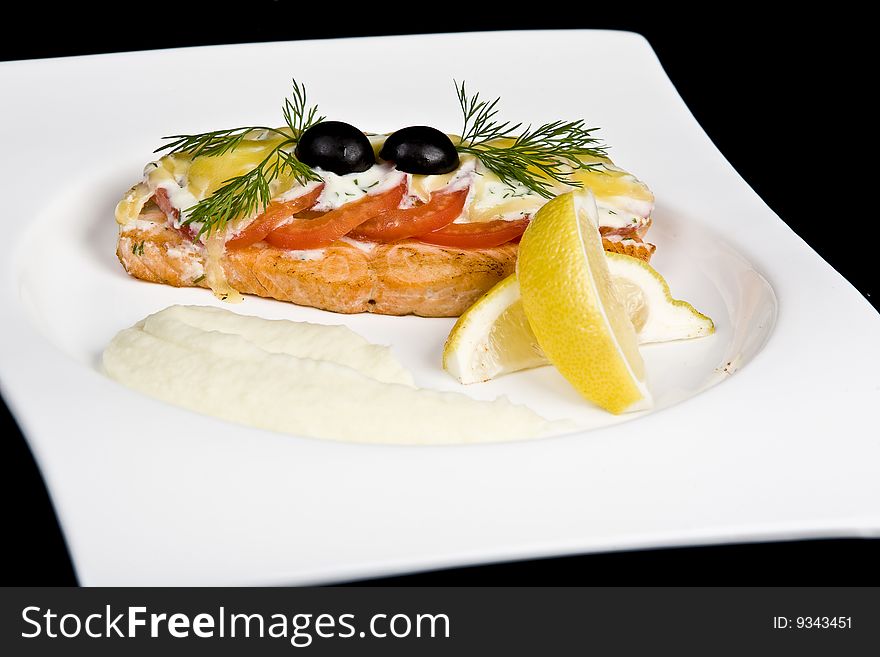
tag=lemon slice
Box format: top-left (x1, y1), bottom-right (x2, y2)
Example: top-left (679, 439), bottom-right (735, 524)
top-left (606, 252), bottom-right (714, 343)
top-left (517, 191), bottom-right (650, 413)
top-left (443, 275), bottom-right (546, 385)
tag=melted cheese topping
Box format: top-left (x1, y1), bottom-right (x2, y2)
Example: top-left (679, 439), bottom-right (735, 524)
top-left (203, 233), bottom-right (242, 303)
top-left (118, 132), bottom-right (653, 231)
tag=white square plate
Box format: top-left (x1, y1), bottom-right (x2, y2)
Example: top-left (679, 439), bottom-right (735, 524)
top-left (2, 31), bottom-right (878, 585)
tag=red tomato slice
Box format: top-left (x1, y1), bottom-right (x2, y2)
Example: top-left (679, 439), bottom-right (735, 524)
top-left (417, 218), bottom-right (530, 248)
top-left (348, 187), bottom-right (469, 242)
top-left (225, 184), bottom-right (324, 250)
top-left (153, 187), bottom-right (199, 241)
top-left (266, 180), bottom-right (406, 250)
top-left (152, 187), bottom-right (180, 220)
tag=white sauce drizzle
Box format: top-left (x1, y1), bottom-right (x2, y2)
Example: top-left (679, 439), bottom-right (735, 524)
top-left (312, 164), bottom-right (404, 211)
top-left (338, 236), bottom-right (377, 252)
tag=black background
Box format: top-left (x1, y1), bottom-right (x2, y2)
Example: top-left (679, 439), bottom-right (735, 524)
top-left (1, 4), bottom-right (875, 585)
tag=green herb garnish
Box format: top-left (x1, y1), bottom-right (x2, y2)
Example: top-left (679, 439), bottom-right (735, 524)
top-left (454, 81), bottom-right (607, 198)
top-left (149, 79), bottom-right (609, 237)
top-left (155, 79), bottom-right (324, 237)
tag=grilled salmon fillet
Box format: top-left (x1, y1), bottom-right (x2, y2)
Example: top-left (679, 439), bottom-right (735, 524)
top-left (116, 217), bottom-right (653, 316)
top-left (117, 221), bottom-right (517, 317)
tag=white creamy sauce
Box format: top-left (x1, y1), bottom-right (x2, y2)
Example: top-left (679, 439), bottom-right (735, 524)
top-left (273, 179), bottom-right (323, 204)
top-left (596, 196), bottom-right (652, 229)
top-left (409, 157), bottom-right (476, 203)
top-left (121, 218), bottom-right (163, 232)
top-left (122, 134), bottom-right (654, 254)
top-left (338, 236), bottom-right (377, 252)
top-left (312, 164), bottom-right (404, 211)
top-left (474, 172), bottom-right (536, 204)
top-left (153, 177), bottom-right (199, 226)
top-left (102, 306), bottom-right (566, 444)
top-left (280, 248), bottom-right (325, 261)
top-left (596, 204), bottom-right (641, 231)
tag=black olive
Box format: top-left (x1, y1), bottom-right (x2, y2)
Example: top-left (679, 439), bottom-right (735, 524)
top-left (295, 121), bottom-right (375, 175)
top-left (379, 126), bottom-right (460, 175)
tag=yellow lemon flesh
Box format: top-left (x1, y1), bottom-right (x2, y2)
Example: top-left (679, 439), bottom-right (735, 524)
top-left (515, 191), bottom-right (651, 413)
top-left (605, 252), bottom-right (714, 343)
top-left (443, 252), bottom-right (714, 386)
top-left (443, 275), bottom-right (546, 385)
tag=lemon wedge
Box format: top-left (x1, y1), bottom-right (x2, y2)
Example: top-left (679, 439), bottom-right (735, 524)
top-left (606, 252), bottom-right (714, 343)
top-left (444, 191), bottom-right (650, 412)
top-left (443, 275), bottom-right (546, 385)
top-left (516, 191), bottom-right (650, 413)
top-left (443, 225), bottom-right (714, 390)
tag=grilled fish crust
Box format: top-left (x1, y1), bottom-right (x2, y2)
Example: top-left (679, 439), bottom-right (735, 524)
top-left (117, 219), bottom-right (654, 317)
top-left (601, 238), bottom-right (656, 260)
top-left (117, 223), bottom-right (517, 317)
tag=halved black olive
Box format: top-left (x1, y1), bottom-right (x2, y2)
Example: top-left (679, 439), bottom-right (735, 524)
top-left (295, 121), bottom-right (375, 175)
top-left (379, 126), bottom-right (459, 175)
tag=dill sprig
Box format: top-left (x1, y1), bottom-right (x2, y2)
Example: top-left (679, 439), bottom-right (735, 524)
top-left (155, 126), bottom-right (288, 159)
top-left (454, 81), bottom-right (607, 198)
top-left (154, 79), bottom-right (324, 237)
